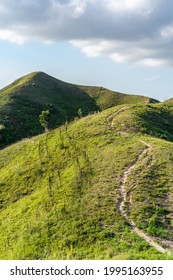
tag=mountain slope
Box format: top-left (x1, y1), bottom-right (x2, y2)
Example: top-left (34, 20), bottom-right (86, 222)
top-left (0, 103), bottom-right (173, 260)
top-left (0, 72), bottom-right (159, 149)
top-left (163, 98), bottom-right (173, 106)
top-left (77, 85), bottom-right (159, 110)
top-left (0, 72), bottom-right (99, 148)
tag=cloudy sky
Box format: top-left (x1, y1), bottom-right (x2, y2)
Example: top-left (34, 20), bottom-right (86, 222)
top-left (0, 0), bottom-right (173, 100)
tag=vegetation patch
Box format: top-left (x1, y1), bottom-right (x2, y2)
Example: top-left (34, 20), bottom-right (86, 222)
top-left (0, 104), bottom-right (173, 259)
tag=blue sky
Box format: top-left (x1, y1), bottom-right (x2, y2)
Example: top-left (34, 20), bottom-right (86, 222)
top-left (0, 0), bottom-right (173, 101)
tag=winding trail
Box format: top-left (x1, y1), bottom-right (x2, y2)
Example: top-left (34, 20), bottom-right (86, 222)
top-left (107, 106), bottom-right (129, 130)
top-left (117, 140), bottom-right (168, 253)
top-left (107, 107), bottom-right (173, 254)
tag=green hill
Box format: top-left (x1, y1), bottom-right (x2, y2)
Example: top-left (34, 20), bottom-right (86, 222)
top-left (0, 103), bottom-right (173, 260)
top-left (0, 72), bottom-right (99, 149)
top-left (116, 103), bottom-right (173, 141)
top-left (77, 85), bottom-right (159, 110)
top-left (0, 72), bottom-right (159, 149)
top-left (163, 98), bottom-right (173, 106)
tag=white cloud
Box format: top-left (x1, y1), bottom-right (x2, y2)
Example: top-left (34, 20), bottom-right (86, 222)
top-left (71, 39), bottom-right (168, 67)
top-left (71, 40), bottom-right (118, 57)
top-left (105, 0), bottom-right (158, 16)
top-left (139, 58), bottom-right (165, 67)
top-left (0, 0), bottom-right (173, 67)
top-left (0, 29), bottom-right (26, 44)
top-left (110, 53), bottom-right (127, 63)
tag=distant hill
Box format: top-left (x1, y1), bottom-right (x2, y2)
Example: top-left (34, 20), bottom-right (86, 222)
top-left (163, 98), bottom-right (173, 106)
top-left (0, 72), bottom-right (159, 148)
top-left (77, 85), bottom-right (159, 110)
top-left (0, 72), bottom-right (100, 148)
top-left (0, 103), bottom-right (173, 259)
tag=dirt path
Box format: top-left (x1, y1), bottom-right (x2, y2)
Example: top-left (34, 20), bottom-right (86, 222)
top-left (117, 140), bottom-right (172, 254)
top-left (106, 106), bottom-right (129, 129)
top-left (107, 107), bottom-right (173, 254)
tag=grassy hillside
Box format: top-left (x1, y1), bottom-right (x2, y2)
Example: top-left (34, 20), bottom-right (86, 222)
top-left (113, 103), bottom-right (173, 141)
top-left (0, 103), bottom-right (173, 260)
top-left (0, 72), bottom-right (99, 148)
top-left (77, 85), bottom-right (159, 110)
top-left (163, 98), bottom-right (173, 106)
top-left (0, 72), bottom-right (159, 149)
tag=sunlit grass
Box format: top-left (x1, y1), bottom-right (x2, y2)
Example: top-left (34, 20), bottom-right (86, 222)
top-left (0, 104), bottom-right (173, 259)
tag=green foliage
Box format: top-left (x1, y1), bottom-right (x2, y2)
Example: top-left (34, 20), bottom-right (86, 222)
top-left (0, 76), bottom-right (173, 260)
top-left (0, 72), bottom-right (99, 149)
top-left (0, 71), bottom-right (159, 149)
top-left (77, 108), bottom-right (83, 118)
top-left (133, 104), bottom-right (173, 141)
top-left (0, 124), bottom-right (5, 130)
top-left (77, 85), bottom-right (159, 110)
top-left (39, 110), bottom-right (50, 132)
top-left (0, 104), bottom-right (173, 260)
top-left (0, 124), bottom-right (5, 138)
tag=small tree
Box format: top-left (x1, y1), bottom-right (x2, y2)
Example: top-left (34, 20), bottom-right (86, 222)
top-left (77, 108), bottom-right (83, 118)
top-left (0, 124), bottom-right (5, 136)
top-left (39, 110), bottom-right (50, 157)
top-left (39, 110), bottom-right (50, 133)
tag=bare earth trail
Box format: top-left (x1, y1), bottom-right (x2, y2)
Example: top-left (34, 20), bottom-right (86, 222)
top-left (117, 140), bottom-right (168, 254)
top-left (108, 106), bottom-right (129, 130)
top-left (108, 108), bottom-right (173, 254)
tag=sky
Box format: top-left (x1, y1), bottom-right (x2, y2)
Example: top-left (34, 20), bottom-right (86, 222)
top-left (0, 0), bottom-right (173, 101)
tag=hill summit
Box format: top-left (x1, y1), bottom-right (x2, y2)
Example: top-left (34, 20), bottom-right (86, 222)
top-left (0, 72), bottom-right (98, 148)
top-left (0, 71), bottom-right (159, 149)
top-left (0, 72), bottom-right (173, 259)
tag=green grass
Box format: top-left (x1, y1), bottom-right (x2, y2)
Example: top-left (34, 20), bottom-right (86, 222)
top-left (77, 85), bottom-right (159, 110)
top-left (0, 72), bottom-right (159, 149)
top-left (163, 98), bottom-right (173, 105)
top-left (0, 72), bottom-right (99, 148)
top-left (0, 104), bottom-right (172, 259)
top-left (124, 136), bottom-right (173, 239)
top-left (132, 103), bottom-right (173, 141)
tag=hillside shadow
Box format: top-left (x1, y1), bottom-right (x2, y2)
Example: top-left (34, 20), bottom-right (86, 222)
top-left (0, 77), bottom-right (99, 149)
top-left (137, 105), bottom-right (173, 142)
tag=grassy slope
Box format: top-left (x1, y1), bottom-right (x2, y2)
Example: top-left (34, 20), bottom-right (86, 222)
top-left (0, 72), bottom-right (99, 148)
top-left (163, 98), bottom-right (173, 105)
top-left (0, 72), bottom-right (159, 149)
top-left (77, 85), bottom-right (159, 110)
top-left (0, 103), bottom-right (172, 260)
top-left (132, 103), bottom-right (173, 141)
